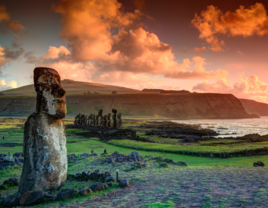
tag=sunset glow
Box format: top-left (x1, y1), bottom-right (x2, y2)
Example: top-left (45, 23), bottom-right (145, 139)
top-left (1, 0), bottom-right (268, 102)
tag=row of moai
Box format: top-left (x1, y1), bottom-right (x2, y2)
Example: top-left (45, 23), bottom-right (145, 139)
top-left (74, 109), bottom-right (122, 129)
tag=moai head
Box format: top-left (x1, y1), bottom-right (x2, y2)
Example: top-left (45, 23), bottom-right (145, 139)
top-left (98, 109), bottom-right (103, 116)
top-left (117, 113), bottom-right (122, 119)
top-left (34, 67), bottom-right (66, 119)
top-left (107, 113), bottom-right (111, 120)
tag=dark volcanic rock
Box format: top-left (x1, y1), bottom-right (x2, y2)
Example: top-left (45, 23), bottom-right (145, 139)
top-left (19, 191), bottom-right (44, 206)
top-left (89, 182), bottom-right (106, 192)
top-left (253, 161), bottom-right (265, 167)
top-left (13, 152), bottom-right (23, 158)
top-left (89, 170), bottom-right (102, 181)
top-left (119, 179), bottom-right (129, 188)
top-left (18, 67), bottom-right (68, 195)
top-left (3, 194), bottom-right (19, 207)
top-left (105, 176), bottom-right (115, 182)
top-left (3, 178), bottom-right (19, 186)
top-left (0, 153), bottom-right (7, 158)
top-left (79, 188), bottom-right (92, 196)
top-left (0, 160), bottom-right (15, 169)
top-left (128, 151), bottom-right (142, 161)
top-left (14, 157), bottom-right (24, 164)
top-left (178, 161), bottom-right (188, 167)
top-left (57, 188), bottom-right (78, 200)
top-left (42, 193), bottom-right (56, 202)
top-left (80, 152), bottom-right (90, 157)
top-left (100, 172), bottom-right (112, 182)
top-left (0, 185), bottom-right (7, 190)
top-left (159, 162), bottom-right (169, 168)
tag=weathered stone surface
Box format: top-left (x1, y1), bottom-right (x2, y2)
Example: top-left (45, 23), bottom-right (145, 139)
top-left (100, 172), bottom-right (112, 182)
top-left (164, 158), bottom-right (174, 163)
top-left (57, 188), bottom-right (78, 200)
top-left (112, 151), bottom-right (120, 156)
top-left (19, 67), bottom-right (68, 195)
top-left (3, 178), bottom-right (19, 187)
top-left (79, 188), bottom-right (92, 196)
top-left (253, 161), bottom-right (265, 167)
top-left (159, 162), bottom-right (169, 168)
top-left (89, 170), bottom-right (102, 181)
top-left (119, 179), bottom-right (129, 188)
top-left (0, 153), bottom-right (7, 158)
top-left (89, 182), bottom-right (106, 192)
top-left (128, 151), bottom-right (142, 161)
top-left (19, 191), bottom-right (44, 206)
top-left (3, 194), bottom-right (19, 207)
top-left (106, 182), bottom-right (113, 187)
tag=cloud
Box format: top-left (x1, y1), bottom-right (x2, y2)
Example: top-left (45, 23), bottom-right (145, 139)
top-left (192, 75), bottom-right (268, 102)
top-left (237, 50), bottom-right (244, 55)
top-left (0, 79), bottom-right (17, 91)
top-left (0, 5), bottom-right (26, 39)
top-left (192, 3), bottom-right (268, 51)
top-left (194, 46), bottom-right (207, 53)
top-left (3, 47), bottom-right (24, 60)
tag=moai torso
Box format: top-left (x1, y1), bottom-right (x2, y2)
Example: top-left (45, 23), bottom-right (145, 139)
top-left (19, 67), bottom-right (67, 195)
top-left (98, 110), bottom-right (103, 127)
top-left (107, 113), bottom-right (111, 128)
top-left (95, 115), bottom-right (99, 126)
top-left (87, 114), bottom-right (92, 126)
top-left (111, 109), bottom-right (117, 129)
top-left (117, 113), bottom-right (122, 129)
top-left (103, 115), bottom-right (107, 128)
top-left (91, 114), bottom-right (95, 126)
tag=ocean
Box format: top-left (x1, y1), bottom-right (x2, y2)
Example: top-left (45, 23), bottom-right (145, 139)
top-left (172, 116), bottom-right (268, 137)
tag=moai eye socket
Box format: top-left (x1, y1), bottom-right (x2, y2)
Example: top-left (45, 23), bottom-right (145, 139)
top-left (38, 74), bottom-right (51, 84)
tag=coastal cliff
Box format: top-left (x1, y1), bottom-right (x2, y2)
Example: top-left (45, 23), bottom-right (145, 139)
top-left (239, 99), bottom-right (268, 116)
top-left (0, 92), bottom-right (258, 119)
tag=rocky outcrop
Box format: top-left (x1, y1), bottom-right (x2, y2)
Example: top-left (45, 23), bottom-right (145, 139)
top-left (19, 67), bottom-right (67, 195)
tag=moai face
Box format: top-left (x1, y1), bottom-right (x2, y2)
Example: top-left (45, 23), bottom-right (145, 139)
top-left (34, 67), bottom-right (66, 119)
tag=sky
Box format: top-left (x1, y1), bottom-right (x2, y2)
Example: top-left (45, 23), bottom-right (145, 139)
top-left (0, 0), bottom-right (268, 103)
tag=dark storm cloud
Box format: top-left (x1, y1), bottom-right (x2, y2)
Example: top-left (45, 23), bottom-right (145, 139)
top-left (3, 47), bottom-right (25, 60)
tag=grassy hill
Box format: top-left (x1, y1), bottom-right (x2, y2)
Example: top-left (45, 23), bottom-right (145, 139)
top-left (1, 79), bottom-right (140, 96)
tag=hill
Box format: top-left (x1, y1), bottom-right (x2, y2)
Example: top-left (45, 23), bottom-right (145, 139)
top-left (239, 99), bottom-right (268, 116)
top-left (1, 79), bottom-right (140, 96)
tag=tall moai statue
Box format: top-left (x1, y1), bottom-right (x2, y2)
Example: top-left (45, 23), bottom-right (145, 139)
top-left (91, 114), bottom-right (95, 126)
top-left (111, 109), bottom-right (117, 129)
top-left (103, 115), bottom-right (107, 128)
top-left (107, 113), bottom-right (111, 128)
top-left (98, 109), bottom-right (103, 127)
top-left (95, 113), bottom-right (99, 126)
top-left (19, 67), bottom-right (67, 195)
top-left (117, 113), bottom-right (122, 129)
top-left (87, 114), bottom-right (92, 126)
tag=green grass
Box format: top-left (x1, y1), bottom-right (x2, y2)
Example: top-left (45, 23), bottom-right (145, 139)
top-left (108, 139), bottom-right (268, 154)
top-left (144, 200), bottom-right (176, 208)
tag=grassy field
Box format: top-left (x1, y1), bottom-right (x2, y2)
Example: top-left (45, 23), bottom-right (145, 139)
top-left (2, 117), bottom-right (268, 207)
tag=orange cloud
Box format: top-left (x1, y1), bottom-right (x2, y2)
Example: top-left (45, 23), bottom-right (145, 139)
top-left (0, 79), bottom-right (17, 91)
top-left (0, 5), bottom-right (26, 39)
top-left (193, 75), bottom-right (268, 102)
top-left (194, 46), bottom-right (207, 53)
top-left (192, 3), bottom-right (268, 51)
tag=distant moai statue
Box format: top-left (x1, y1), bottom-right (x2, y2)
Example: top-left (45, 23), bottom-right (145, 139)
top-left (91, 114), bottom-right (95, 126)
top-left (111, 109), bottom-right (117, 129)
top-left (103, 115), bottom-right (107, 128)
top-left (107, 113), bottom-right (111, 128)
top-left (87, 114), bottom-right (93, 126)
top-left (117, 113), bottom-right (122, 129)
top-left (98, 109), bottom-right (103, 127)
top-left (74, 114), bottom-right (79, 125)
top-left (19, 67), bottom-right (67, 195)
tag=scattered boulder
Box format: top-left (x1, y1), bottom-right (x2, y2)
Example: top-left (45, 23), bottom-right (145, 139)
top-left (177, 161), bottom-right (188, 167)
top-left (88, 170), bottom-right (102, 181)
top-left (3, 178), bottom-right (19, 187)
top-left (164, 158), bottom-right (174, 163)
top-left (253, 161), bottom-right (265, 167)
top-left (89, 182), bottom-right (106, 192)
top-left (57, 188), bottom-right (78, 200)
top-left (0, 160), bottom-right (15, 169)
top-left (42, 193), bottom-right (56, 202)
top-left (0, 153), bottom-right (7, 158)
top-left (105, 176), bottom-right (115, 182)
top-left (13, 152), bottom-right (23, 158)
top-left (19, 191), bottom-right (44, 206)
top-left (3, 194), bottom-right (19, 207)
top-left (159, 162), bottom-right (169, 168)
top-left (106, 182), bottom-right (113, 187)
top-left (91, 153), bottom-right (99, 157)
top-left (14, 157), bottom-right (24, 165)
top-left (79, 188), bottom-right (92, 196)
top-left (112, 151), bottom-right (120, 156)
top-left (80, 152), bottom-right (90, 157)
top-left (119, 179), bottom-right (129, 188)
top-left (128, 151), bottom-right (142, 161)
top-left (100, 172), bottom-right (112, 182)
top-left (0, 185), bottom-right (8, 190)
top-left (67, 174), bottom-right (75, 180)
top-left (81, 171), bottom-right (89, 179)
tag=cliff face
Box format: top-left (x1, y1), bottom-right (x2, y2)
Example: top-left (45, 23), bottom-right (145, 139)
top-left (239, 99), bottom-right (268, 116)
top-left (0, 93), bottom-right (257, 119)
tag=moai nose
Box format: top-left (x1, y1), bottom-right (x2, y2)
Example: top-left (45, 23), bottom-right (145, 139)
top-left (54, 87), bottom-right (66, 98)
